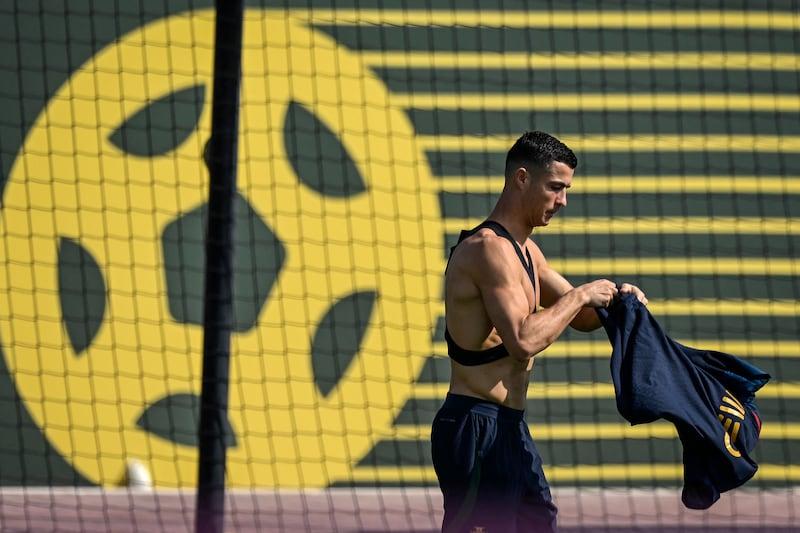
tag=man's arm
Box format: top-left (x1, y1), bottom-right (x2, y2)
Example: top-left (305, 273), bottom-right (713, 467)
top-left (466, 236), bottom-right (618, 362)
top-left (537, 260), bottom-right (649, 332)
top-left (538, 263), bottom-right (604, 332)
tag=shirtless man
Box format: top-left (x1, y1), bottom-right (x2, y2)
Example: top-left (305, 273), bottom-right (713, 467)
top-left (430, 131), bottom-right (647, 533)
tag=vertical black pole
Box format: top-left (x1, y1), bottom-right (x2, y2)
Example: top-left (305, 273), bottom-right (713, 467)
top-left (195, 2), bottom-right (244, 533)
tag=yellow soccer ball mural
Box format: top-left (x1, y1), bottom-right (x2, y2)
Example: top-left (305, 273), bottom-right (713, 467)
top-left (0, 10), bottom-right (443, 488)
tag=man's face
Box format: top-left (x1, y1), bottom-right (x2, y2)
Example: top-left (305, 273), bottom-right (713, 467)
top-left (526, 161), bottom-right (574, 227)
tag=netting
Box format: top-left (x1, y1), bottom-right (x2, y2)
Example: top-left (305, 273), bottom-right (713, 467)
top-left (0, 1), bottom-right (797, 531)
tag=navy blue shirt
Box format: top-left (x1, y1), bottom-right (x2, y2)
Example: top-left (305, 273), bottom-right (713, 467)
top-left (597, 293), bottom-right (770, 509)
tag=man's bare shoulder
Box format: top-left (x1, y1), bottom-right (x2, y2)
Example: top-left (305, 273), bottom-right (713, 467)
top-left (452, 228), bottom-right (513, 263)
top-left (448, 228), bottom-right (521, 285)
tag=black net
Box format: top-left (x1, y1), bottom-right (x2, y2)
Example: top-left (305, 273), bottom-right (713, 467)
top-left (0, 1), bottom-right (797, 531)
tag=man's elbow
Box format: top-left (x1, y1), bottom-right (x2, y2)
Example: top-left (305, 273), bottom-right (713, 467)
top-left (508, 339), bottom-right (550, 363)
top-left (510, 351), bottom-right (535, 364)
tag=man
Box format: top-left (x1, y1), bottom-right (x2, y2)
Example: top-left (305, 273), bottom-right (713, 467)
top-left (431, 131), bottom-right (647, 533)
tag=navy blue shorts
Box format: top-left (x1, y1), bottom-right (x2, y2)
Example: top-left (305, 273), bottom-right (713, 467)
top-left (431, 393), bottom-right (557, 533)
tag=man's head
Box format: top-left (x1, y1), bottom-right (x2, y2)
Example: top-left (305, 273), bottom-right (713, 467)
top-left (504, 130), bottom-right (577, 179)
top-left (504, 131), bottom-right (577, 228)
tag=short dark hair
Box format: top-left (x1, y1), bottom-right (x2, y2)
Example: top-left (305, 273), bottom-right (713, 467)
top-left (504, 131), bottom-right (577, 177)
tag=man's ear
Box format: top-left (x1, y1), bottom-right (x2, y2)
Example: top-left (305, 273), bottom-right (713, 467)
top-left (514, 167), bottom-right (528, 186)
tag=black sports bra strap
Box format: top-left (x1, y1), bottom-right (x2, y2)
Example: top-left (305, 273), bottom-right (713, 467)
top-left (479, 221), bottom-right (536, 289)
top-left (446, 220), bottom-right (537, 306)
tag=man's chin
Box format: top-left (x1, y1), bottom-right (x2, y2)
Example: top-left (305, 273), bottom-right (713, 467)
top-left (532, 213), bottom-right (556, 228)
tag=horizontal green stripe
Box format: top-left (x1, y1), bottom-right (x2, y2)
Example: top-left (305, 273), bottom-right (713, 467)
top-left (438, 175), bottom-right (800, 194)
top-left (357, 440), bottom-right (800, 483)
top-left (432, 298), bottom-right (800, 320)
top-left (543, 438), bottom-right (681, 467)
top-left (563, 319), bottom-right (799, 342)
top-left (316, 26), bottom-right (796, 54)
top-left (426, 151), bottom-right (800, 178)
top-left (419, 339), bottom-right (800, 363)
top-left (395, 398), bottom-right (800, 426)
top-left (433, 315), bottom-right (800, 344)
top-left (442, 256), bottom-right (797, 278)
top-left (376, 67), bottom-right (800, 95)
top-left (358, 438), bottom-right (687, 468)
top-left (415, 352), bottom-right (796, 383)
top-left (410, 110), bottom-right (800, 136)
top-left (527, 233), bottom-right (799, 260)
top-left (445, 216), bottom-right (798, 235)
top-left (572, 276), bottom-right (797, 302)
top-left (439, 191), bottom-right (796, 218)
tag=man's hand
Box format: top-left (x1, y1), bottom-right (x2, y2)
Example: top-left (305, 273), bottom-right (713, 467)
top-left (619, 283), bottom-right (648, 306)
top-left (579, 279), bottom-right (619, 308)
